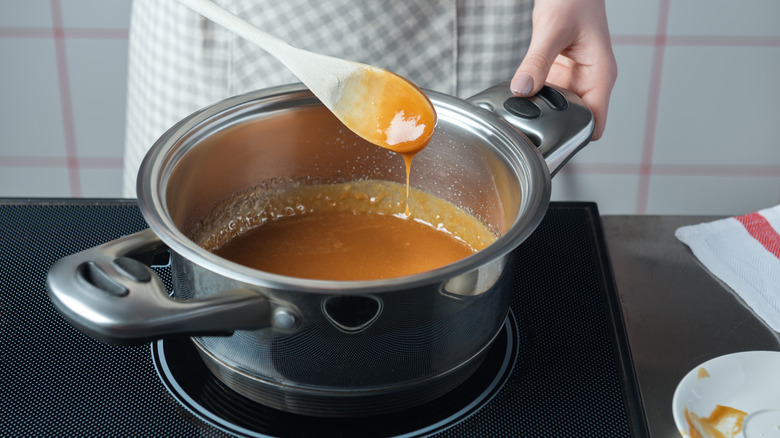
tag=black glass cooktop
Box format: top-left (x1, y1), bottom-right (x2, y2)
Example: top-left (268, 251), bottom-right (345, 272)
top-left (0, 200), bottom-right (647, 437)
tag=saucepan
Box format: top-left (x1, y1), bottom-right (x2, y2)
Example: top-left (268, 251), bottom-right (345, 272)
top-left (47, 82), bottom-right (593, 417)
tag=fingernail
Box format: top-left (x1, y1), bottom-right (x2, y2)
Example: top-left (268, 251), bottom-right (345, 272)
top-left (511, 73), bottom-right (534, 96)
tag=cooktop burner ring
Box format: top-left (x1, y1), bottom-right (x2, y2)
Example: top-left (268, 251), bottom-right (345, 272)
top-left (152, 310), bottom-right (519, 437)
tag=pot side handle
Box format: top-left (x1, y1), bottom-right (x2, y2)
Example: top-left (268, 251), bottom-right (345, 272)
top-left (467, 82), bottom-right (594, 177)
top-left (46, 228), bottom-right (272, 345)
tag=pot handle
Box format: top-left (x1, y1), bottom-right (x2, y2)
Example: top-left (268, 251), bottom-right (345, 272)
top-left (46, 228), bottom-right (274, 345)
top-left (467, 82), bottom-right (594, 177)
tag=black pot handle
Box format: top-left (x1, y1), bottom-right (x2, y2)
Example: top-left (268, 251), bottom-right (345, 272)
top-left (46, 228), bottom-right (276, 345)
top-left (467, 82), bottom-right (594, 177)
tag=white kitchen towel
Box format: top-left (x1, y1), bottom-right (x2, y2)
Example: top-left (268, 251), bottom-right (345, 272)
top-left (675, 204), bottom-right (780, 332)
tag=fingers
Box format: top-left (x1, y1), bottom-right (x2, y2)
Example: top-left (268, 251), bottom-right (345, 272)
top-left (510, 0), bottom-right (574, 97)
top-left (546, 48), bottom-right (616, 140)
top-left (581, 60), bottom-right (617, 140)
top-left (510, 31), bottom-right (570, 98)
top-left (511, 0), bottom-right (617, 141)
top-left (571, 44), bottom-right (618, 140)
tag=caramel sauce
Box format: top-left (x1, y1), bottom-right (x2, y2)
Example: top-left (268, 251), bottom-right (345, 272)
top-left (214, 211), bottom-right (475, 280)
top-left (685, 405), bottom-right (747, 438)
top-left (334, 68), bottom-right (436, 215)
top-left (197, 180), bottom-right (497, 281)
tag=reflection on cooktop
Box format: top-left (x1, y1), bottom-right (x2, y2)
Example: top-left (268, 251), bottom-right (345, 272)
top-left (153, 312), bottom-right (518, 437)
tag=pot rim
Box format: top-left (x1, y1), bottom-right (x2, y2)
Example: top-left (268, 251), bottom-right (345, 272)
top-left (137, 83), bottom-right (551, 294)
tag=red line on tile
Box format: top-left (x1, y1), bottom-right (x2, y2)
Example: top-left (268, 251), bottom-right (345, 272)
top-left (611, 35), bottom-right (656, 46)
top-left (665, 35), bottom-right (780, 47)
top-left (611, 34), bottom-right (780, 47)
top-left (0, 156), bottom-right (68, 167)
top-left (4, 23), bottom-right (777, 48)
top-left (7, 153), bottom-right (778, 177)
top-left (50, 0), bottom-right (81, 197)
top-left (0, 156), bottom-right (123, 169)
top-left (0, 28), bottom-right (55, 38)
top-left (64, 28), bottom-right (129, 39)
top-left (558, 163), bottom-right (642, 175)
top-left (0, 27), bottom-right (128, 39)
top-left (79, 157), bottom-right (124, 168)
top-left (558, 163), bottom-right (780, 177)
top-left (652, 164), bottom-right (780, 177)
top-left (635, 0), bottom-right (671, 214)
top-left (4, 26), bottom-right (775, 47)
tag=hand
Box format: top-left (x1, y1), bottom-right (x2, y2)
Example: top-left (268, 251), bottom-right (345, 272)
top-left (510, 0), bottom-right (618, 140)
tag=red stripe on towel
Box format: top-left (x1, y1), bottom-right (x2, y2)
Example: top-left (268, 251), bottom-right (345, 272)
top-left (735, 212), bottom-right (780, 259)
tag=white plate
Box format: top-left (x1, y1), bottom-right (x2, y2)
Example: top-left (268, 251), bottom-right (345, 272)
top-left (672, 351), bottom-right (780, 437)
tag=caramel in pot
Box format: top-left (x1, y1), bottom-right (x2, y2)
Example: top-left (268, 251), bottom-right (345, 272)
top-left (195, 180), bottom-right (497, 281)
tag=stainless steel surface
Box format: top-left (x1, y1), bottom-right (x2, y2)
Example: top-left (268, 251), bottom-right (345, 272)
top-left (48, 83), bottom-right (594, 417)
top-left (602, 215), bottom-right (780, 437)
top-left (46, 228), bottom-right (275, 344)
top-left (468, 82), bottom-right (594, 176)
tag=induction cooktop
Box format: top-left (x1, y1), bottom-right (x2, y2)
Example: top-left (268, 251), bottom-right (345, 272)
top-left (0, 200), bottom-right (647, 437)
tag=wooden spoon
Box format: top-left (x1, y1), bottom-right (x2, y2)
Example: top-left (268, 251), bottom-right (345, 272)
top-left (176, 0), bottom-right (436, 155)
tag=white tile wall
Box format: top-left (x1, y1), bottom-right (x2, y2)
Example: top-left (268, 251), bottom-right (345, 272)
top-left (0, 0), bottom-right (129, 199)
top-left (0, 1), bottom-right (53, 28)
top-left (667, 0), bottom-right (780, 37)
top-left (555, 0), bottom-right (780, 215)
top-left (1, 0), bottom-right (779, 215)
top-left (0, 38), bottom-right (65, 157)
top-left (60, 0), bottom-right (133, 29)
top-left (66, 38), bottom-right (128, 159)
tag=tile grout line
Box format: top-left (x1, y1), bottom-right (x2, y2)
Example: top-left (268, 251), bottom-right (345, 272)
top-left (0, 28), bottom-right (129, 39)
top-left (559, 163), bottom-right (780, 177)
top-left (50, 0), bottom-right (81, 197)
top-left (4, 157), bottom-right (779, 177)
top-left (635, 0), bottom-right (671, 214)
top-left (5, 27), bottom-right (780, 47)
top-left (610, 34), bottom-right (780, 47)
top-left (0, 156), bottom-right (123, 168)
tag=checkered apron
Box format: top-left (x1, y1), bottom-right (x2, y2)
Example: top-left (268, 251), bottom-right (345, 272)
top-left (123, 0), bottom-right (533, 197)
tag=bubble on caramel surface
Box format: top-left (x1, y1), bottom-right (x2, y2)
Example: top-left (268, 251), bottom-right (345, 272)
top-left (191, 178), bottom-right (498, 255)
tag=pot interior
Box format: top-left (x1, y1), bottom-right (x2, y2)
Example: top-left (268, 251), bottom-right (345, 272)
top-left (144, 86), bottom-right (548, 281)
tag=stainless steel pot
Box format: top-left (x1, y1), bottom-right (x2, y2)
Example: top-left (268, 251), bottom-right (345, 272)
top-left (47, 82), bottom-right (593, 417)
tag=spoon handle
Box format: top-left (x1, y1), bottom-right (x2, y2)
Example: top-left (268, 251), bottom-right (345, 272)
top-left (175, 0), bottom-right (356, 107)
top-left (176, 0), bottom-right (290, 58)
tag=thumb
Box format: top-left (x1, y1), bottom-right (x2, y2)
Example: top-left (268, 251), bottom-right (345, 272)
top-left (511, 36), bottom-right (567, 97)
